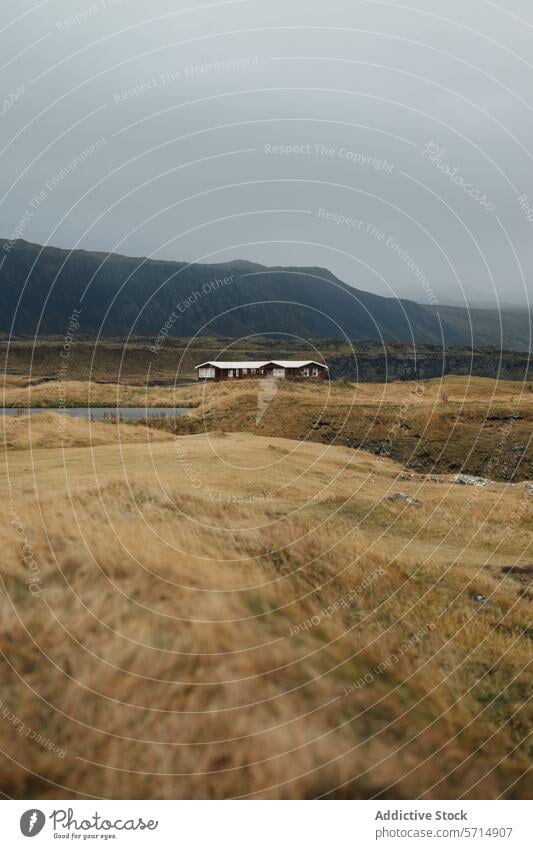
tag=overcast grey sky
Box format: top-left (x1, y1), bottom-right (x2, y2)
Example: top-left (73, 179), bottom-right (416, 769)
top-left (2, 0), bottom-right (533, 308)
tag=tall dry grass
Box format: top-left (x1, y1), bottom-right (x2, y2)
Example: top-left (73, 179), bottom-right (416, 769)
top-left (0, 414), bottom-right (531, 799)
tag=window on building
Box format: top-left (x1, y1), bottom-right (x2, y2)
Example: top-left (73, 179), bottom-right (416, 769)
top-left (312, 368), bottom-right (319, 377)
top-left (242, 368), bottom-right (248, 375)
top-left (303, 368), bottom-right (309, 377)
top-left (228, 370), bottom-right (234, 378)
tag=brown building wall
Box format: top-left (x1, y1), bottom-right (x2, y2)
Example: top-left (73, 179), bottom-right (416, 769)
top-left (283, 367), bottom-right (326, 380)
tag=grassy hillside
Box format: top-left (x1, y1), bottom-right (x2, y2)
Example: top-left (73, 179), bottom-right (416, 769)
top-left (161, 376), bottom-right (533, 482)
top-left (0, 407), bottom-right (531, 799)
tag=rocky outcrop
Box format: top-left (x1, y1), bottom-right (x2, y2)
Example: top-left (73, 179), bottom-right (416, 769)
top-left (329, 351), bottom-right (533, 382)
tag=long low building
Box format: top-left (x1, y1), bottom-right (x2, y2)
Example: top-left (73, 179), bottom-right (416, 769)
top-left (195, 360), bottom-right (328, 381)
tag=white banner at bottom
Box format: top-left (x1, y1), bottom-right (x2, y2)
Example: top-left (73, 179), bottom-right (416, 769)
top-left (2, 799), bottom-right (529, 848)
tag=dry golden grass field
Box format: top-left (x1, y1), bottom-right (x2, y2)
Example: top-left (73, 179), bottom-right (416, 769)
top-left (0, 377), bottom-right (531, 799)
top-left (8, 373), bottom-right (526, 480)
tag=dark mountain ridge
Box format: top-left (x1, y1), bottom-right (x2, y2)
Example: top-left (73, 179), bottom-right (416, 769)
top-left (0, 239), bottom-right (529, 350)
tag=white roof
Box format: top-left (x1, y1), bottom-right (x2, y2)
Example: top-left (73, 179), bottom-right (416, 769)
top-left (272, 360), bottom-right (328, 369)
top-left (195, 361), bottom-right (269, 369)
top-left (195, 360), bottom-right (327, 369)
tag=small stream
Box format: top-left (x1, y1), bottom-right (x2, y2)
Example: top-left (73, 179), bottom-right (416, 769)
top-left (1, 407), bottom-right (192, 420)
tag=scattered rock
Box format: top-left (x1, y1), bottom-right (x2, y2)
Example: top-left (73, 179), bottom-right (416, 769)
top-left (501, 565), bottom-right (533, 577)
top-left (525, 483), bottom-right (533, 496)
top-left (398, 473), bottom-right (413, 481)
top-left (518, 588), bottom-right (533, 602)
top-left (424, 475), bottom-right (442, 483)
top-left (469, 592), bottom-right (490, 605)
top-left (388, 492), bottom-right (422, 505)
top-left (268, 444), bottom-right (290, 455)
top-left (450, 474), bottom-right (489, 487)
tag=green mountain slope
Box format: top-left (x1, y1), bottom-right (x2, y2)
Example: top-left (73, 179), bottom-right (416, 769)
top-left (0, 239), bottom-right (529, 350)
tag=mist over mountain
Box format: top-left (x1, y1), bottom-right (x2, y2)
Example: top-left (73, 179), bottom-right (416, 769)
top-left (0, 239), bottom-right (530, 350)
